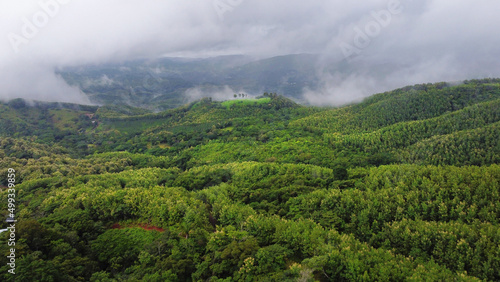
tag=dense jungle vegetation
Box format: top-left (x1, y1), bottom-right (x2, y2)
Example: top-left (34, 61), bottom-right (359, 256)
top-left (0, 79), bottom-right (500, 281)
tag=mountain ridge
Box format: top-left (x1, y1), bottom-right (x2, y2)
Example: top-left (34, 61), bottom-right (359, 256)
top-left (1, 78), bottom-right (500, 280)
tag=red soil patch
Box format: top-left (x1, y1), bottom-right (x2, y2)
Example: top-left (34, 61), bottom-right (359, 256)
top-left (137, 223), bottom-right (165, 232)
top-left (111, 223), bottom-right (164, 232)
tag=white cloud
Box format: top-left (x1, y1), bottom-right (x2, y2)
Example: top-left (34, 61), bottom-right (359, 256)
top-left (185, 85), bottom-right (250, 102)
top-left (1, 0), bottom-right (499, 104)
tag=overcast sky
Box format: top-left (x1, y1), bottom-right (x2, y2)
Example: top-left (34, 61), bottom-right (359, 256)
top-left (1, 0), bottom-right (500, 105)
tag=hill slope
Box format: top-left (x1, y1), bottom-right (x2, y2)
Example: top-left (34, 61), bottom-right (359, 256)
top-left (1, 79), bottom-right (500, 281)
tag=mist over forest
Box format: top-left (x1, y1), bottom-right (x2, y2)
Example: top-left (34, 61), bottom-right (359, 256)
top-left (1, 1), bottom-right (500, 281)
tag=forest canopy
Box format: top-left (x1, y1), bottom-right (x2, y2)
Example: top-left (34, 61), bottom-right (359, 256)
top-left (1, 80), bottom-right (500, 281)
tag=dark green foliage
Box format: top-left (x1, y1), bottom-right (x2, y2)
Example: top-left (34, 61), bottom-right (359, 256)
top-left (1, 80), bottom-right (499, 281)
top-left (371, 219), bottom-right (500, 280)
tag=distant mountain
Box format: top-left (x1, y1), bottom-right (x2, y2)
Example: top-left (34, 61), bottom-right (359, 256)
top-left (58, 54), bottom-right (320, 111)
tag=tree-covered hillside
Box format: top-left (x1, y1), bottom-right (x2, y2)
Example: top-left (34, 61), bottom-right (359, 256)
top-left (1, 79), bottom-right (500, 281)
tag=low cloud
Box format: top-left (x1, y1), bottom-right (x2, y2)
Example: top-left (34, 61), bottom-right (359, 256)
top-left (303, 73), bottom-right (378, 106)
top-left (185, 86), bottom-right (251, 103)
top-left (82, 75), bottom-right (115, 88)
top-left (0, 62), bottom-right (90, 104)
top-left (1, 0), bottom-right (500, 105)
top-left (303, 55), bottom-right (472, 106)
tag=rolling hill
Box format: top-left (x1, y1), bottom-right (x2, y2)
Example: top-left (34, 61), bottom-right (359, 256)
top-left (0, 79), bottom-right (499, 281)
